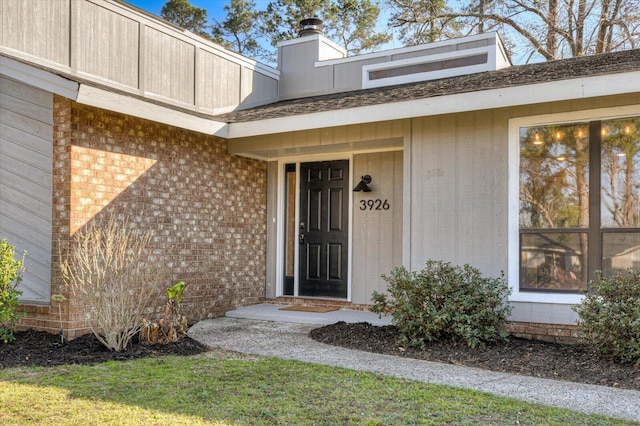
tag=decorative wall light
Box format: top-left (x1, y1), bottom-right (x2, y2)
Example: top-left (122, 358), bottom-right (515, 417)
top-left (353, 175), bottom-right (372, 192)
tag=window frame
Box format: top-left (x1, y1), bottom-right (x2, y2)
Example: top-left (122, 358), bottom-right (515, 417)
top-left (508, 105), bottom-right (640, 304)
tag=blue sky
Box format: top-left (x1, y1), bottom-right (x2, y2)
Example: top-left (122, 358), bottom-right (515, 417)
top-left (126, 0), bottom-right (274, 23)
top-left (124, 0), bottom-right (402, 60)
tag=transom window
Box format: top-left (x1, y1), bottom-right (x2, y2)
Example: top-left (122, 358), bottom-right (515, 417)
top-left (519, 116), bottom-right (640, 292)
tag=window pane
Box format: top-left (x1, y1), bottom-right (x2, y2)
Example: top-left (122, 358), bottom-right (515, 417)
top-left (602, 232), bottom-right (640, 275)
top-left (520, 123), bottom-right (589, 228)
top-left (520, 233), bottom-right (588, 291)
top-left (601, 117), bottom-right (640, 228)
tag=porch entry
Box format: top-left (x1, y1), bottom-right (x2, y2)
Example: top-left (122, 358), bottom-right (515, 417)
top-left (283, 160), bottom-right (349, 299)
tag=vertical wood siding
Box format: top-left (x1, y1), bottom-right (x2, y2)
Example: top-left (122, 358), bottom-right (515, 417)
top-left (143, 27), bottom-right (195, 105)
top-left (351, 151), bottom-right (403, 304)
top-left (74, 0), bottom-right (140, 89)
top-left (408, 111), bottom-right (509, 277)
top-left (0, 0), bottom-right (278, 115)
top-left (0, 76), bottom-right (53, 303)
top-left (1, 0), bottom-right (70, 67)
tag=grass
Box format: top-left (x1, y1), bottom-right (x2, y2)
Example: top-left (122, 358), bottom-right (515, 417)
top-left (0, 349), bottom-right (634, 425)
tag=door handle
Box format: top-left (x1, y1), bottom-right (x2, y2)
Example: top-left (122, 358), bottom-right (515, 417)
top-left (299, 234), bottom-right (305, 244)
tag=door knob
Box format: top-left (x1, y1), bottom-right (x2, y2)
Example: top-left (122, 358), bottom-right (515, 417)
top-left (299, 234), bottom-right (305, 244)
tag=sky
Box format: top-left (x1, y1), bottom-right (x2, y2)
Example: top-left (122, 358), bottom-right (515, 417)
top-left (127, 0), bottom-right (289, 24)
top-left (125, 0), bottom-right (401, 52)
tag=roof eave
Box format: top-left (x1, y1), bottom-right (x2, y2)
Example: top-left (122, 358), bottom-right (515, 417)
top-left (227, 70), bottom-right (640, 139)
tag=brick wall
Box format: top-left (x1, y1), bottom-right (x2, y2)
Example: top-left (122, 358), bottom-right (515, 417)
top-left (20, 96), bottom-right (267, 338)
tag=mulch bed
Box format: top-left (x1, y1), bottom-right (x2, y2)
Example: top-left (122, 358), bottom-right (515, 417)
top-left (309, 322), bottom-right (640, 391)
top-left (0, 329), bottom-right (208, 369)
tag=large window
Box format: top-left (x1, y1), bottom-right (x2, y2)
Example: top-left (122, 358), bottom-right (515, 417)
top-left (519, 116), bottom-right (640, 292)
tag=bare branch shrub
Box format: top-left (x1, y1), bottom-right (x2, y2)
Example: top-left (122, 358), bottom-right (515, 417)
top-left (60, 214), bottom-right (155, 351)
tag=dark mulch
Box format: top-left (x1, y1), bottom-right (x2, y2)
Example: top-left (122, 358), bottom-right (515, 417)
top-left (0, 330), bottom-right (209, 369)
top-left (310, 322), bottom-right (640, 391)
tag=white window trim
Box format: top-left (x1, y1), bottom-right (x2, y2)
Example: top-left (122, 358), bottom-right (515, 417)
top-left (508, 104), bottom-right (640, 304)
top-left (275, 154), bottom-right (354, 301)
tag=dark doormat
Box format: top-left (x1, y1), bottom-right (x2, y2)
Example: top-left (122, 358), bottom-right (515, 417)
top-left (279, 306), bottom-right (339, 313)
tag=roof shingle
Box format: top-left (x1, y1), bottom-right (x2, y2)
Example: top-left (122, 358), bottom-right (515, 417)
top-left (217, 49), bottom-right (640, 123)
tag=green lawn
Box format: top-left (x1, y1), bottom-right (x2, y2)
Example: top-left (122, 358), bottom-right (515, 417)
top-left (0, 349), bottom-right (634, 425)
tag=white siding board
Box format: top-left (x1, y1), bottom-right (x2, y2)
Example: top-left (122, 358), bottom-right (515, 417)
top-left (0, 148), bottom-right (52, 192)
top-left (0, 108), bottom-right (52, 139)
top-left (0, 124), bottom-right (52, 164)
top-left (0, 75), bottom-right (53, 107)
top-left (0, 198), bottom-right (51, 238)
top-left (0, 92), bottom-right (53, 124)
top-left (0, 79), bottom-right (52, 303)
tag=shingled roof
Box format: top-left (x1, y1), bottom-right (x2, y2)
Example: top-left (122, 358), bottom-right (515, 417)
top-left (218, 49), bottom-right (640, 124)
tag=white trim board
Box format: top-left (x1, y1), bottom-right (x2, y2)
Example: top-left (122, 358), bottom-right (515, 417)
top-left (76, 85), bottom-right (228, 137)
top-left (0, 56), bottom-right (79, 100)
top-left (227, 71), bottom-right (640, 139)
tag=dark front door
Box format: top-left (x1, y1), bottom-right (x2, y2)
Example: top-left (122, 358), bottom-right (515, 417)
top-left (299, 160), bottom-right (349, 298)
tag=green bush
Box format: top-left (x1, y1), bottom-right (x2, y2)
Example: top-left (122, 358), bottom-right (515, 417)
top-left (371, 260), bottom-right (512, 349)
top-left (0, 238), bottom-right (25, 343)
top-left (573, 269), bottom-right (640, 364)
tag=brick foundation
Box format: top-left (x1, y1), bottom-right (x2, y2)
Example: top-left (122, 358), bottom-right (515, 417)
top-left (18, 96), bottom-right (267, 338)
top-left (502, 322), bottom-right (581, 344)
top-left (264, 297), bottom-right (373, 312)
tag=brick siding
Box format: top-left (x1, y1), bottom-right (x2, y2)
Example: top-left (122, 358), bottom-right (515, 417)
top-left (19, 96), bottom-right (267, 338)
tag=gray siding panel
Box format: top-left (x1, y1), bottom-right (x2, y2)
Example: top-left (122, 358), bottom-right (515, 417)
top-left (198, 50), bottom-right (241, 113)
top-left (74, 0), bottom-right (140, 89)
top-left (143, 27), bottom-right (196, 105)
top-left (351, 151), bottom-right (403, 304)
top-left (409, 111), bottom-right (508, 278)
top-left (1, 0), bottom-right (279, 116)
top-left (0, 76), bottom-right (52, 304)
top-left (1, 0), bottom-right (70, 67)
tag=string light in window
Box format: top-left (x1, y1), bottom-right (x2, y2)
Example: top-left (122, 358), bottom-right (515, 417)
top-left (533, 133), bottom-right (544, 145)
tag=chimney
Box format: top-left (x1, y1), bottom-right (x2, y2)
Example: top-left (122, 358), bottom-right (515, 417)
top-left (298, 17), bottom-right (323, 37)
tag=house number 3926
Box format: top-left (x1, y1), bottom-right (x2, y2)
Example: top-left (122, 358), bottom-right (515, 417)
top-left (359, 199), bottom-right (390, 210)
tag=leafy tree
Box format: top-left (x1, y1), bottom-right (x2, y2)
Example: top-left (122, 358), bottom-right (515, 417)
top-left (262, 0), bottom-right (390, 54)
top-left (262, 0), bottom-right (330, 47)
top-left (386, 0), bottom-right (463, 45)
top-left (161, 0), bottom-right (213, 41)
top-left (211, 0), bottom-right (268, 58)
top-left (385, 0), bottom-right (640, 61)
top-left (324, 0), bottom-right (391, 55)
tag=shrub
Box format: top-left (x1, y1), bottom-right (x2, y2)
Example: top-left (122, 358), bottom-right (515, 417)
top-left (0, 238), bottom-right (25, 343)
top-left (371, 260), bottom-right (512, 349)
top-left (573, 269), bottom-right (640, 364)
top-left (140, 281), bottom-right (188, 344)
top-left (60, 214), bottom-right (155, 351)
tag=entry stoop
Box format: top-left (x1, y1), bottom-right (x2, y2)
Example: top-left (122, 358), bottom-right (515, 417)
top-left (225, 303), bottom-right (392, 326)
